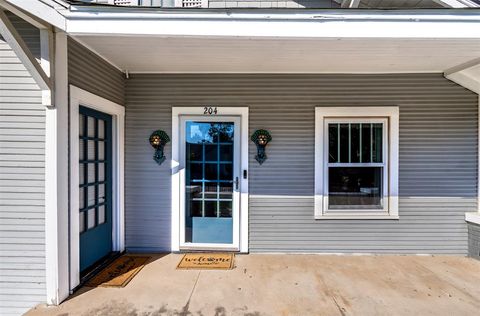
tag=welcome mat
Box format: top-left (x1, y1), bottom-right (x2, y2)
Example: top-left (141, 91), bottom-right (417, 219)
top-left (177, 253), bottom-right (234, 270)
top-left (85, 255), bottom-right (151, 287)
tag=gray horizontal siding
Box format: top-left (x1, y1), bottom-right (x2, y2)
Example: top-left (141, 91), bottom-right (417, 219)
top-left (0, 17), bottom-right (45, 316)
top-left (125, 74), bottom-right (477, 254)
top-left (468, 222), bottom-right (480, 259)
top-left (68, 37), bottom-right (125, 105)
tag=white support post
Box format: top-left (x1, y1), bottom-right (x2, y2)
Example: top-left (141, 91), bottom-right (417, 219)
top-left (445, 61), bottom-right (480, 225)
top-left (45, 31), bottom-right (69, 305)
top-left (40, 28), bottom-right (54, 107)
top-left (466, 95), bottom-right (480, 224)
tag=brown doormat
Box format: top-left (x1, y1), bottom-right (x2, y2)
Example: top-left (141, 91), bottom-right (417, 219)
top-left (177, 253), bottom-right (234, 270)
top-left (85, 255), bottom-right (151, 287)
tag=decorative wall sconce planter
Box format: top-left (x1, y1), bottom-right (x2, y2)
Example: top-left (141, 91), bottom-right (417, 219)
top-left (251, 129), bottom-right (272, 165)
top-left (149, 130), bottom-right (170, 165)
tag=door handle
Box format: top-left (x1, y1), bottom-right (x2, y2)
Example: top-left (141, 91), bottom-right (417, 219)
top-left (235, 177), bottom-right (239, 190)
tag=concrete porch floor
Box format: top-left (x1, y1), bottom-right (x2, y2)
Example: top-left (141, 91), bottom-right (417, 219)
top-left (26, 254), bottom-right (480, 316)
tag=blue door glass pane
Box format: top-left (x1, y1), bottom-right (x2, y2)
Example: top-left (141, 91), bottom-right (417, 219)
top-left (185, 121), bottom-right (234, 244)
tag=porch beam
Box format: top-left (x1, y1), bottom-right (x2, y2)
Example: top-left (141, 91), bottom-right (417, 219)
top-left (341, 0), bottom-right (361, 8)
top-left (2, 0), bottom-right (67, 30)
top-left (0, 10), bottom-right (52, 90)
top-left (0, 0), bottom-right (49, 29)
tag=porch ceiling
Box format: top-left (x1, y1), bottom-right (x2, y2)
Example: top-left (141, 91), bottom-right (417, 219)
top-left (74, 35), bottom-right (480, 73)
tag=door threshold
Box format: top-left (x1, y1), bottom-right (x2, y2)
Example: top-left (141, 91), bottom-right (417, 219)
top-left (179, 247), bottom-right (239, 253)
top-left (74, 251), bottom-right (122, 292)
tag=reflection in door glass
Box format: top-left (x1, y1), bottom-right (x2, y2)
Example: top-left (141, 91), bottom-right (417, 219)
top-left (185, 122), bottom-right (234, 244)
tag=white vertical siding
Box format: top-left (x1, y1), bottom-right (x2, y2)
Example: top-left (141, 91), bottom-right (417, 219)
top-left (0, 20), bottom-right (45, 316)
top-left (125, 74), bottom-right (477, 254)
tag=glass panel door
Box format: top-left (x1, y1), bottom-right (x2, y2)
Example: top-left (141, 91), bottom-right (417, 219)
top-left (79, 106), bottom-right (113, 272)
top-left (181, 118), bottom-right (240, 247)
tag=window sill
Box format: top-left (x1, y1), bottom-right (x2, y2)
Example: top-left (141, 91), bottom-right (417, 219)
top-left (465, 212), bottom-right (480, 225)
top-left (315, 214), bottom-right (399, 220)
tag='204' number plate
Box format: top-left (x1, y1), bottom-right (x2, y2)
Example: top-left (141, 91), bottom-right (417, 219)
top-left (204, 107), bottom-right (218, 115)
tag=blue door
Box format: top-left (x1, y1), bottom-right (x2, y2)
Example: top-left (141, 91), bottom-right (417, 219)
top-left (79, 106), bottom-right (113, 272)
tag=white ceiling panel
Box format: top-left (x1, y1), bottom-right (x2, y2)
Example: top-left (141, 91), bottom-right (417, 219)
top-left (74, 35), bottom-right (480, 73)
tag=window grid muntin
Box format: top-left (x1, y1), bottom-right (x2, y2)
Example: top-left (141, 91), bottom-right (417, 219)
top-left (329, 122), bottom-right (383, 164)
top-left (325, 117), bottom-right (388, 213)
top-left (186, 122), bottom-right (234, 218)
top-left (79, 112), bottom-right (109, 233)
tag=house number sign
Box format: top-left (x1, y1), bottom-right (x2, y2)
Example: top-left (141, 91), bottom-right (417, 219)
top-left (203, 106), bottom-right (218, 115)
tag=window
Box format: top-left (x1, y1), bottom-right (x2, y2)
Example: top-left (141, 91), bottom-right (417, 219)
top-left (315, 107), bottom-right (399, 219)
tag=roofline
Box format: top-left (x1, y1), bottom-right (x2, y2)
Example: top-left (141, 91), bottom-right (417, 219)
top-left (62, 6), bottom-right (480, 24)
top-left (4, 1), bottom-right (480, 36)
top-left (67, 5), bottom-right (480, 13)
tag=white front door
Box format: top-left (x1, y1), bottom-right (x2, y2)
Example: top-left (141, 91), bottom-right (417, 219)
top-left (179, 116), bottom-right (241, 250)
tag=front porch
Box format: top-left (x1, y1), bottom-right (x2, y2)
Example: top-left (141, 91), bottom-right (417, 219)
top-left (26, 254), bottom-right (480, 316)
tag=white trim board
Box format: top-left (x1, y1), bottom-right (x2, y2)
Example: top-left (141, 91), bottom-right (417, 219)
top-left (69, 85), bottom-right (125, 290)
top-left (66, 19), bottom-right (480, 39)
top-left (45, 31), bottom-right (69, 305)
top-left (171, 107), bottom-right (249, 253)
top-left (444, 59), bottom-right (480, 94)
top-left (466, 212), bottom-right (480, 225)
top-left (314, 106), bottom-right (399, 220)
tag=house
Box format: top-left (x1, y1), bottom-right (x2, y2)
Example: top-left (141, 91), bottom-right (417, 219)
top-left (0, 0), bottom-right (480, 315)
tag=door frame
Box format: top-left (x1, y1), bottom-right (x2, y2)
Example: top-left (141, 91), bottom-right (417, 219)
top-left (69, 85), bottom-right (125, 290)
top-left (172, 107), bottom-right (249, 253)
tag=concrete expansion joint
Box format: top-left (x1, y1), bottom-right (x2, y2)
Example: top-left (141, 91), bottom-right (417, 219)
top-left (179, 271), bottom-right (201, 316)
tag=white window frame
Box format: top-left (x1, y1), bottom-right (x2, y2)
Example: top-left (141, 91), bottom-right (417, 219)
top-left (69, 85), bottom-right (125, 290)
top-left (315, 107), bottom-right (399, 220)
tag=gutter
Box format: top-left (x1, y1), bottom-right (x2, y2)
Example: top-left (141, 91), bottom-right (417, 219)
top-left (63, 7), bottom-right (480, 22)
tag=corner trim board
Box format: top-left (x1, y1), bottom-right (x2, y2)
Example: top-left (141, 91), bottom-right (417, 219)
top-left (45, 31), bottom-right (69, 305)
